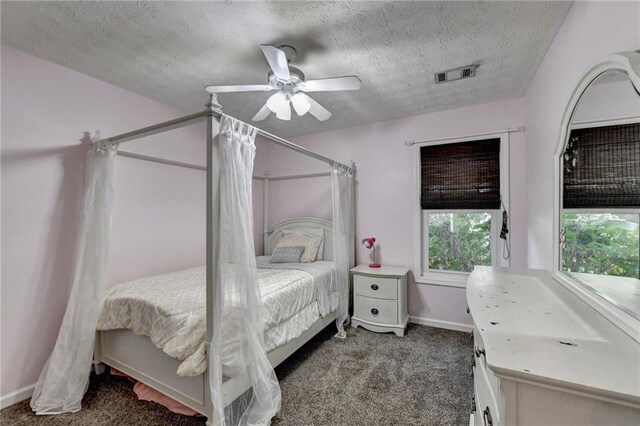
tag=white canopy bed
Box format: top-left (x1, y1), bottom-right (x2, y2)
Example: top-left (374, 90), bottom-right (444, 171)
top-left (30, 94), bottom-right (355, 426)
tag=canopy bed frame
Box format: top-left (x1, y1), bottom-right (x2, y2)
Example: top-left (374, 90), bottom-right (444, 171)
top-left (88, 94), bottom-right (355, 424)
top-left (94, 217), bottom-right (341, 418)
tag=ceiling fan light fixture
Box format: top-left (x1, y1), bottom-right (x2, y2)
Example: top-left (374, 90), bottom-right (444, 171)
top-left (266, 92), bottom-right (287, 113)
top-left (266, 92), bottom-right (291, 120)
top-left (290, 93), bottom-right (311, 116)
top-left (275, 104), bottom-right (291, 120)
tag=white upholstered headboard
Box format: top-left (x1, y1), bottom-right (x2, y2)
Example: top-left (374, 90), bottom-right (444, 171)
top-left (265, 217), bottom-right (335, 261)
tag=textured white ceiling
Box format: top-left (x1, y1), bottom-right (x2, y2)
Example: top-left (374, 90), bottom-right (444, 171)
top-left (1, 1), bottom-right (571, 137)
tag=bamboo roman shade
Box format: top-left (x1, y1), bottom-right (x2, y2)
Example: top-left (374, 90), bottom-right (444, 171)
top-left (420, 138), bottom-right (501, 210)
top-left (563, 123), bottom-right (640, 209)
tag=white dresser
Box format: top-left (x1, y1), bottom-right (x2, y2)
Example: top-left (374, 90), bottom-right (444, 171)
top-left (350, 265), bottom-right (409, 337)
top-left (467, 266), bottom-right (640, 425)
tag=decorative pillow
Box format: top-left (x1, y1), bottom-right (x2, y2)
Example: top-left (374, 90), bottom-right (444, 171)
top-left (282, 228), bottom-right (325, 261)
top-left (270, 246), bottom-right (305, 263)
top-left (274, 233), bottom-right (323, 263)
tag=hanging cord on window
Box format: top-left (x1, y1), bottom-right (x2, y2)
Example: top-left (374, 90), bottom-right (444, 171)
top-left (500, 198), bottom-right (511, 260)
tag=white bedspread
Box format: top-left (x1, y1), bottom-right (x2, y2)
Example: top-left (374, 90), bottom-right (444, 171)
top-left (97, 260), bottom-right (336, 377)
top-left (256, 256), bottom-right (337, 317)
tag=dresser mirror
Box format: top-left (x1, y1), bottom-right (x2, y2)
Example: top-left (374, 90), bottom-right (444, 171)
top-left (554, 52), bottom-right (640, 341)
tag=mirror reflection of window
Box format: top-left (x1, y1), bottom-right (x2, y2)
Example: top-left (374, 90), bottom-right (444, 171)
top-left (562, 212), bottom-right (639, 278)
top-left (562, 123), bottom-right (640, 279)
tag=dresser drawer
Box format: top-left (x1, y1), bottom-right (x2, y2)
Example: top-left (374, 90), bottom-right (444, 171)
top-left (474, 359), bottom-right (499, 426)
top-left (474, 328), bottom-right (500, 401)
top-left (354, 296), bottom-right (398, 324)
top-left (354, 274), bottom-right (398, 300)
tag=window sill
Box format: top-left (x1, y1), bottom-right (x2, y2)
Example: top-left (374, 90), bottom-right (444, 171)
top-left (415, 273), bottom-right (469, 288)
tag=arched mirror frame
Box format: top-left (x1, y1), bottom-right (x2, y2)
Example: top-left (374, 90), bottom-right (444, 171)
top-left (553, 52), bottom-right (640, 342)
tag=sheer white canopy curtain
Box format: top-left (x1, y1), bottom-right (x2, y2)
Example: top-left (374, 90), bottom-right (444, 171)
top-left (31, 138), bottom-right (118, 414)
top-left (209, 115), bottom-right (281, 425)
top-left (332, 167), bottom-right (354, 339)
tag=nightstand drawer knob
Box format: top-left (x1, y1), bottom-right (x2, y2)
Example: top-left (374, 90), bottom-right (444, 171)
top-left (371, 284), bottom-right (379, 291)
top-left (371, 308), bottom-right (379, 315)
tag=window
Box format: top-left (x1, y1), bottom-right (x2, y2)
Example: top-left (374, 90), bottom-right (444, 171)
top-left (561, 123), bottom-right (640, 280)
top-left (427, 212), bottom-right (492, 273)
top-left (416, 136), bottom-right (509, 286)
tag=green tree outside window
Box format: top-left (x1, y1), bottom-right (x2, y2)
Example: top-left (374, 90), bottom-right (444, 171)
top-left (562, 213), bottom-right (639, 279)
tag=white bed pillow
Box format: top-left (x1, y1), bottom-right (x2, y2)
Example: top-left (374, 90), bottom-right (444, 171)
top-left (282, 228), bottom-right (325, 261)
top-left (270, 245), bottom-right (305, 263)
top-left (275, 232), bottom-right (322, 263)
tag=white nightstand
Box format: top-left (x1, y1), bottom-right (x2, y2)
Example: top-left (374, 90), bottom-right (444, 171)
top-left (350, 264), bottom-right (409, 337)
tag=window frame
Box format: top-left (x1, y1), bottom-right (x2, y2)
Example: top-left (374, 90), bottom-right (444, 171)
top-left (414, 133), bottom-right (510, 288)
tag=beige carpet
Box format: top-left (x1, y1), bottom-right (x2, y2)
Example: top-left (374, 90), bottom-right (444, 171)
top-left (1, 324), bottom-right (473, 425)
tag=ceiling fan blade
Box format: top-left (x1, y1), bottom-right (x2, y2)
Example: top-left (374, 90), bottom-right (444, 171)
top-left (290, 93), bottom-right (311, 116)
top-left (297, 93), bottom-right (332, 121)
top-left (261, 45), bottom-right (291, 81)
top-left (302, 76), bottom-right (361, 92)
top-left (252, 104), bottom-right (271, 121)
top-left (205, 84), bottom-right (273, 93)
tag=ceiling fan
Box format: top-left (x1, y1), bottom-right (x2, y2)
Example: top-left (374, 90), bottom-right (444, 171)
top-left (205, 45), bottom-right (361, 122)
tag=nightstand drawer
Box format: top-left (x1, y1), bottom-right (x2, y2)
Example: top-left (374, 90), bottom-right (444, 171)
top-left (354, 275), bottom-right (398, 300)
top-left (354, 296), bottom-right (398, 325)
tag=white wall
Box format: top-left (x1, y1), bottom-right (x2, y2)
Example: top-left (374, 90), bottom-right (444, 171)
top-left (264, 98), bottom-right (526, 328)
top-left (524, 1), bottom-right (640, 270)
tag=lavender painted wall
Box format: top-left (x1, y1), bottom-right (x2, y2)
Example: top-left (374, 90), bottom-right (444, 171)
top-left (0, 46), bottom-right (263, 399)
top-left (3, 0), bottom-right (636, 404)
top-left (524, 1), bottom-right (640, 270)
top-left (264, 98), bottom-right (526, 326)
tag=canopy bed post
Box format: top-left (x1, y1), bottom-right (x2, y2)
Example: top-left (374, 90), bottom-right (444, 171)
top-left (204, 93), bottom-right (222, 423)
top-left (263, 173), bottom-right (270, 254)
top-left (350, 161), bottom-right (357, 268)
top-left (205, 93), bottom-right (222, 348)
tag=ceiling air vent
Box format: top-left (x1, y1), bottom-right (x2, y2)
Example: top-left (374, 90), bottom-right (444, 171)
top-left (434, 64), bottom-right (479, 84)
